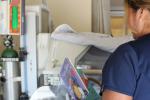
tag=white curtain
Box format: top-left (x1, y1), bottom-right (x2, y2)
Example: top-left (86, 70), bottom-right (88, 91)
top-left (92, 0), bottom-right (111, 34)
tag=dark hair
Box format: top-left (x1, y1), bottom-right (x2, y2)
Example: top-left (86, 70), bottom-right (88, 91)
top-left (126, 0), bottom-right (150, 11)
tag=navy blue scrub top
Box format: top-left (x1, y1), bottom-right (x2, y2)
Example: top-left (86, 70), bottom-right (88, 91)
top-left (101, 34), bottom-right (150, 100)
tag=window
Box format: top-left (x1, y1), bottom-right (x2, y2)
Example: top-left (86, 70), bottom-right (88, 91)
top-left (110, 0), bottom-right (127, 36)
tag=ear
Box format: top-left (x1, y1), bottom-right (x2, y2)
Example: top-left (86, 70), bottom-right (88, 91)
top-left (136, 8), bottom-right (144, 20)
top-left (135, 8), bottom-right (145, 33)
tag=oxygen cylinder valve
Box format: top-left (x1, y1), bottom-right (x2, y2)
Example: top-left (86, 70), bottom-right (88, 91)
top-left (3, 35), bottom-right (14, 48)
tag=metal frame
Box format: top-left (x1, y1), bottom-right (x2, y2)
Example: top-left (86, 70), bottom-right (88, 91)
top-left (20, 12), bottom-right (38, 96)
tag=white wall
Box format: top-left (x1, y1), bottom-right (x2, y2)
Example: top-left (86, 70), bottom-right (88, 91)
top-left (26, 0), bottom-right (92, 32)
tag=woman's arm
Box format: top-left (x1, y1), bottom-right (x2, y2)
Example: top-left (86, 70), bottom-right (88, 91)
top-left (102, 89), bottom-right (133, 100)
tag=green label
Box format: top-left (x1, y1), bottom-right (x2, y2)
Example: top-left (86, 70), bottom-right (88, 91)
top-left (12, 6), bottom-right (18, 30)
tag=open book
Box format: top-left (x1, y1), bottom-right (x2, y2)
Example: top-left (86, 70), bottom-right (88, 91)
top-left (60, 58), bottom-right (89, 100)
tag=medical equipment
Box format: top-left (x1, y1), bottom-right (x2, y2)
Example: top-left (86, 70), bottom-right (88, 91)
top-left (76, 46), bottom-right (111, 69)
top-left (26, 5), bottom-right (52, 33)
top-left (38, 23), bottom-right (133, 76)
top-left (38, 33), bottom-right (87, 75)
top-left (0, 0), bottom-right (25, 100)
top-left (39, 71), bottom-right (61, 86)
top-left (1, 36), bottom-right (20, 100)
top-left (0, 1), bottom-right (52, 99)
top-left (21, 4), bottom-right (52, 97)
top-left (51, 32), bottom-right (133, 53)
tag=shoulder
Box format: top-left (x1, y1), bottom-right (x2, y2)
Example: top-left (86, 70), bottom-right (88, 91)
top-left (102, 42), bottom-right (138, 97)
top-left (112, 42), bottom-right (137, 59)
top-left (104, 42), bottom-right (138, 72)
top-left (128, 34), bottom-right (150, 52)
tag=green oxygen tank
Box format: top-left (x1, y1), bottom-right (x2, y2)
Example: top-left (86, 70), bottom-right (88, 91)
top-left (1, 35), bottom-right (18, 58)
top-left (1, 48), bottom-right (18, 58)
top-left (1, 35), bottom-right (20, 100)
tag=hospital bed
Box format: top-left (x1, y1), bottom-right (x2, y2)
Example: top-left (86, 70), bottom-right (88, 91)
top-left (35, 26), bottom-right (134, 100)
top-left (38, 30), bottom-right (133, 75)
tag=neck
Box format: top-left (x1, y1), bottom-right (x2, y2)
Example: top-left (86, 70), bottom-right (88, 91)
top-left (142, 24), bottom-right (150, 34)
top-left (135, 21), bottom-right (150, 39)
top-left (133, 32), bottom-right (150, 39)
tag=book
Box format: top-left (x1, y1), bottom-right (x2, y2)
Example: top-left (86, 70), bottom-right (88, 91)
top-left (60, 58), bottom-right (89, 100)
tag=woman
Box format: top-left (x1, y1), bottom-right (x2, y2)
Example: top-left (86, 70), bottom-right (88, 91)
top-left (101, 0), bottom-right (150, 100)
